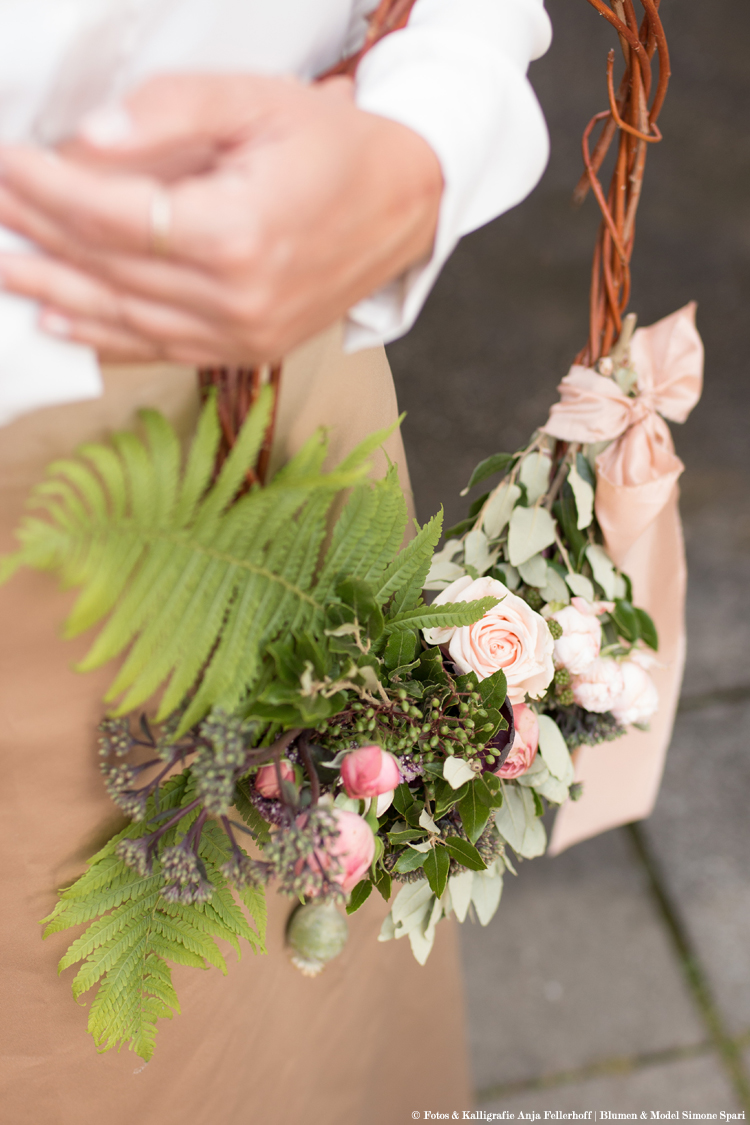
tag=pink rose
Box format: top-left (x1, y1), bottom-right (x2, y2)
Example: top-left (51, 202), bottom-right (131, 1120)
top-left (496, 703), bottom-right (539, 779)
top-left (254, 759), bottom-right (294, 799)
top-left (550, 598), bottom-right (603, 675)
top-left (611, 659), bottom-right (659, 726)
top-left (341, 745), bottom-right (401, 799)
top-left (313, 809), bottom-right (376, 894)
top-left (571, 657), bottom-right (625, 713)
top-left (423, 575), bottom-right (554, 705)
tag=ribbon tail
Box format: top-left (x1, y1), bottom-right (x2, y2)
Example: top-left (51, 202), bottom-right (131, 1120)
top-left (595, 469), bottom-right (683, 569)
top-left (549, 492), bottom-right (687, 854)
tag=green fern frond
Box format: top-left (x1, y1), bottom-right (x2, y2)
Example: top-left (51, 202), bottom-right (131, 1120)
top-left (384, 596), bottom-right (500, 633)
top-left (43, 778), bottom-right (265, 1060)
top-left (0, 391), bottom-right (396, 732)
top-left (376, 509), bottom-right (443, 613)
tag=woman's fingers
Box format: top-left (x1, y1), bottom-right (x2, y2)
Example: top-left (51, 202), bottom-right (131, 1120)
top-left (0, 251), bottom-right (253, 362)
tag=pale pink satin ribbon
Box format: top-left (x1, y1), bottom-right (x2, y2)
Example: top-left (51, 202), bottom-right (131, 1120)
top-left (541, 303), bottom-right (704, 852)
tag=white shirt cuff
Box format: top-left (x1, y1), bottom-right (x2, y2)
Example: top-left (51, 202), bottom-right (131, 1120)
top-left (346, 0), bottom-right (551, 350)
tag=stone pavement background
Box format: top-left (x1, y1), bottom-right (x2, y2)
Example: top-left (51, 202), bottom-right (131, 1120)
top-left (387, 0), bottom-right (750, 1113)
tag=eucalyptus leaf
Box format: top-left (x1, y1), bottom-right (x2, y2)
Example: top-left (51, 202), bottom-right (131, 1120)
top-left (495, 784), bottom-right (547, 858)
top-left (568, 462), bottom-right (595, 530)
top-left (586, 543), bottom-right (618, 600)
top-left (519, 451), bottom-right (553, 504)
top-left (443, 756), bottom-right (477, 790)
top-left (539, 566), bottom-right (570, 606)
top-left (537, 714), bottom-right (575, 784)
top-left (565, 572), bottom-right (595, 602)
top-left (508, 506), bottom-right (557, 567)
top-left (449, 870), bottom-right (474, 923)
top-left (482, 482), bottom-right (522, 540)
top-left (517, 554), bottom-right (548, 589)
top-left (464, 528), bottom-right (495, 577)
top-left (470, 862), bottom-right (504, 926)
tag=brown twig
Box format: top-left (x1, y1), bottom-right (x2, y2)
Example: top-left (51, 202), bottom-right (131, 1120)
top-left (575, 0), bottom-right (670, 367)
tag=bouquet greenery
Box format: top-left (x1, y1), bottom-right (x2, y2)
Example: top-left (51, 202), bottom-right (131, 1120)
top-left (0, 371), bottom-right (658, 1061)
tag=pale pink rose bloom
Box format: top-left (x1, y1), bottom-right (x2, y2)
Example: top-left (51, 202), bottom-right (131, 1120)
top-left (312, 809), bottom-right (376, 894)
top-left (571, 656), bottom-right (625, 713)
top-left (611, 659), bottom-right (659, 726)
top-left (550, 601), bottom-right (602, 674)
top-left (341, 744), bottom-right (401, 799)
top-left (254, 759), bottom-right (294, 799)
top-left (496, 703), bottom-right (539, 779)
top-left (423, 575), bottom-right (554, 705)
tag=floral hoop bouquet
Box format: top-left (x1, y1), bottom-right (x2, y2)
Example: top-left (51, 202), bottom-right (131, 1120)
top-left (0, 0), bottom-right (702, 1064)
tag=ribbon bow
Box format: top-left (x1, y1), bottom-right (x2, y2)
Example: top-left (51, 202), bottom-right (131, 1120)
top-left (543, 303), bottom-right (703, 566)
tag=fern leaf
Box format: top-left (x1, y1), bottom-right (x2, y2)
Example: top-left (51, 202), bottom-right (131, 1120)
top-left (377, 510), bottom-right (443, 613)
top-left (384, 596), bottom-right (499, 633)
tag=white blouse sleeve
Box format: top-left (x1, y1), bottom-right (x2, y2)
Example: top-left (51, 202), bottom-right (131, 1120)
top-left (346, 0), bottom-right (552, 350)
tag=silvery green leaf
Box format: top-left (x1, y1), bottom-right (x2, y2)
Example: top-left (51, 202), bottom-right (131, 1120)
top-left (464, 527), bottom-right (496, 576)
top-left (519, 451), bottom-right (553, 504)
top-left (333, 793), bottom-right (361, 813)
top-left (391, 880), bottom-right (433, 937)
top-left (568, 462), bottom-right (595, 530)
top-left (508, 506), bottom-right (557, 567)
top-left (324, 622), bottom-right (360, 638)
top-left (483, 482), bottom-right (522, 540)
top-left (419, 808), bottom-right (440, 834)
top-left (533, 773), bottom-right (570, 804)
top-left (517, 553), bottom-right (548, 588)
top-left (470, 862), bottom-right (504, 926)
top-left (565, 572), bottom-right (594, 602)
top-left (320, 749), bottom-right (351, 769)
top-left (378, 912), bottom-right (396, 942)
top-left (495, 784), bottom-right (547, 858)
top-left (407, 840), bottom-right (433, 854)
top-left (537, 714), bottom-right (575, 784)
top-left (449, 871), bottom-right (474, 923)
top-left (424, 539), bottom-right (466, 591)
top-left (496, 562), bottom-right (521, 591)
top-left (501, 851), bottom-right (518, 876)
top-left (443, 756), bottom-right (477, 790)
top-left (516, 756), bottom-right (550, 788)
top-left (586, 544), bottom-right (618, 600)
top-left (408, 896), bottom-right (442, 965)
top-left (614, 573), bottom-right (628, 598)
top-left (539, 566), bottom-right (570, 605)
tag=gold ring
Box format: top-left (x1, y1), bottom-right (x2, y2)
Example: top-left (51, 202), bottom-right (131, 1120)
top-left (149, 186), bottom-right (172, 256)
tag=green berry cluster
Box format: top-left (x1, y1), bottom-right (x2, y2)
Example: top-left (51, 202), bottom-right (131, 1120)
top-left (315, 685), bottom-right (498, 770)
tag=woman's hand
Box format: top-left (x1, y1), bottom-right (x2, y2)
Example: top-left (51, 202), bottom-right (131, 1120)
top-left (0, 74), bottom-right (443, 364)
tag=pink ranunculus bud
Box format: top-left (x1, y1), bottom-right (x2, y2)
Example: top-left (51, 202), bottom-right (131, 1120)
top-left (550, 599), bottom-right (603, 675)
top-left (341, 744), bottom-right (401, 799)
top-left (314, 809), bottom-right (376, 894)
top-left (496, 703), bottom-right (539, 779)
top-left (571, 656), bottom-right (625, 713)
top-left (254, 759), bottom-right (295, 799)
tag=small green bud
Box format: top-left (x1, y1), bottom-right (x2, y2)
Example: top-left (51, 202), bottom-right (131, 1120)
top-left (555, 667), bottom-right (571, 686)
top-left (547, 619), bottom-right (564, 640)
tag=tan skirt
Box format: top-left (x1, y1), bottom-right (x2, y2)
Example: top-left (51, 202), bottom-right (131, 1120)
top-left (0, 325), bottom-right (470, 1124)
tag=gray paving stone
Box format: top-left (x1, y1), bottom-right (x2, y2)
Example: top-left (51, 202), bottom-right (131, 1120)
top-left (459, 830), bottom-right (703, 1091)
top-left (642, 703), bottom-right (750, 1036)
top-left (479, 1053), bottom-right (741, 1116)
